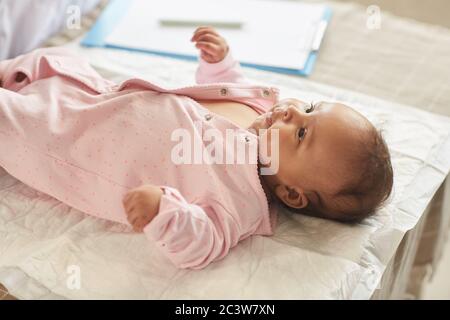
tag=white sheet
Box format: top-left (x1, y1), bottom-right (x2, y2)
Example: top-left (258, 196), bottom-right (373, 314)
top-left (0, 45), bottom-right (449, 299)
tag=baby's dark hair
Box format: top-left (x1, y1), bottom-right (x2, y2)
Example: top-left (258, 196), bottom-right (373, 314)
top-left (288, 128), bottom-right (394, 224)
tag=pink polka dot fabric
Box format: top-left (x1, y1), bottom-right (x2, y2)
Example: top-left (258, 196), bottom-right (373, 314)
top-left (0, 47), bottom-right (278, 269)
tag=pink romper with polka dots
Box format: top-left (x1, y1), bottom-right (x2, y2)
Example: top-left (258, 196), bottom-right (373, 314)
top-left (0, 47), bottom-right (279, 269)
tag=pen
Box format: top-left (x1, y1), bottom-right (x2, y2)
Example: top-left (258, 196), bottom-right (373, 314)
top-left (159, 19), bottom-right (243, 29)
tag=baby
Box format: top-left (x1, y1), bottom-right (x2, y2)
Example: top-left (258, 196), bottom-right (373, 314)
top-left (0, 27), bottom-right (393, 270)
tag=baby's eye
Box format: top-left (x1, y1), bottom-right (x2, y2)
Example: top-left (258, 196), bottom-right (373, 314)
top-left (298, 127), bottom-right (307, 141)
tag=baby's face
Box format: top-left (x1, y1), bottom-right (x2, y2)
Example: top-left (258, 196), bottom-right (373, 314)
top-left (250, 99), bottom-right (372, 219)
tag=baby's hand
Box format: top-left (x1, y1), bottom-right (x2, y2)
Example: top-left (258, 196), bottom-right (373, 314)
top-left (122, 184), bottom-right (163, 232)
top-left (191, 26), bottom-right (229, 63)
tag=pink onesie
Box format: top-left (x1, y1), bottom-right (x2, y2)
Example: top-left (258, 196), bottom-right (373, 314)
top-left (0, 47), bottom-right (279, 269)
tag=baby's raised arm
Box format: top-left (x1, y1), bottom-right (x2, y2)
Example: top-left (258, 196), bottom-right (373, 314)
top-left (192, 27), bottom-right (248, 84)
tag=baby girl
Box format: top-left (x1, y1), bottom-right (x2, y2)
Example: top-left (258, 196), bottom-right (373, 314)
top-left (0, 27), bottom-right (393, 269)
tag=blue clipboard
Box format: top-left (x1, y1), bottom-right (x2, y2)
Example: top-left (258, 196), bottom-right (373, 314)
top-left (82, 0), bottom-right (332, 77)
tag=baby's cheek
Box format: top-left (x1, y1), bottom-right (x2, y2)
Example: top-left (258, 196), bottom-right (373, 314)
top-left (272, 126), bottom-right (292, 154)
top-left (258, 131), bottom-right (271, 164)
top-left (260, 128), bottom-right (279, 159)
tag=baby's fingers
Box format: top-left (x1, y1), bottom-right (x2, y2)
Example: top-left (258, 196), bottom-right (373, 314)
top-left (122, 189), bottom-right (137, 201)
top-left (127, 208), bottom-right (150, 232)
top-left (133, 216), bottom-right (151, 232)
top-left (191, 27), bottom-right (220, 41)
top-left (195, 41), bottom-right (221, 56)
top-left (201, 51), bottom-right (215, 61)
top-left (194, 34), bottom-right (222, 46)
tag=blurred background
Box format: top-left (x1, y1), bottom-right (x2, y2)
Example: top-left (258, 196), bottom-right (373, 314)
top-left (334, 0), bottom-right (450, 28)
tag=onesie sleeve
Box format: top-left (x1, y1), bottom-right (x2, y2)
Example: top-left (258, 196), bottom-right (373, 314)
top-left (0, 47), bottom-right (112, 92)
top-left (0, 47), bottom-right (65, 91)
top-left (143, 186), bottom-right (242, 270)
top-left (195, 50), bottom-right (249, 84)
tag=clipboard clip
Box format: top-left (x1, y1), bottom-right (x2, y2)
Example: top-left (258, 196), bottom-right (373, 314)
top-left (311, 20), bottom-right (328, 51)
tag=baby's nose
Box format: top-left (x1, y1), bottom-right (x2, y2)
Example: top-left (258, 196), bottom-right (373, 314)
top-left (272, 106), bottom-right (288, 121)
top-left (274, 104), bottom-right (298, 122)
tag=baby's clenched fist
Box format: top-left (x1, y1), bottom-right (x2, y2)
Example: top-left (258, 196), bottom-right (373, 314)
top-left (191, 26), bottom-right (229, 63)
top-left (122, 184), bottom-right (163, 232)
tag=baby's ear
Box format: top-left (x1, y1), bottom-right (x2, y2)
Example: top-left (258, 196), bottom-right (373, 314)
top-left (275, 185), bottom-right (308, 209)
